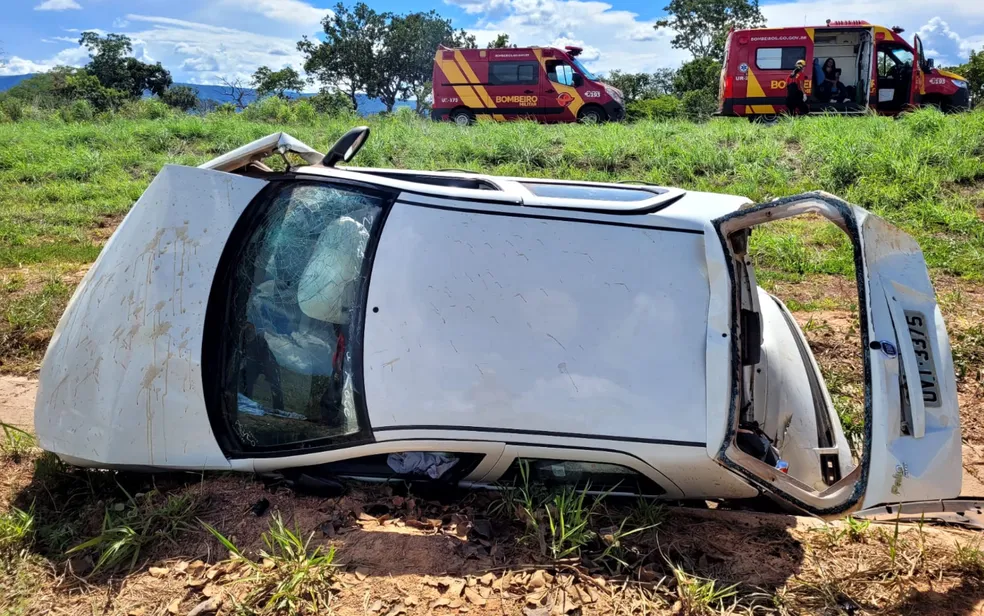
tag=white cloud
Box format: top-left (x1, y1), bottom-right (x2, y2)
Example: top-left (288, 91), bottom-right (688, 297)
top-left (0, 46), bottom-right (89, 76)
top-left (117, 14), bottom-right (309, 84)
top-left (449, 0), bottom-right (688, 73)
top-left (213, 0), bottom-right (331, 30)
top-left (34, 0), bottom-right (81, 11)
top-left (917, 17), bottom-right (984, 65)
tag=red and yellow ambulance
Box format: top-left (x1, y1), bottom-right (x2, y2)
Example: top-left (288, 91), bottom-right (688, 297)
top-left (431, 45), bottom-right (625, 125)
top-left (718, 20), bottom-right (970, 120)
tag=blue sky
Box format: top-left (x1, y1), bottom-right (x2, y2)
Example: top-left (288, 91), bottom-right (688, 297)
top-left (1, 0), bottom-right (983, 84)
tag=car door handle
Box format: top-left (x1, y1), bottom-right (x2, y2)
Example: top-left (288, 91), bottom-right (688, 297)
top-left (524, 89), bottom-right (535, 94)
top-left (546, 89), bottom-right (556, 94)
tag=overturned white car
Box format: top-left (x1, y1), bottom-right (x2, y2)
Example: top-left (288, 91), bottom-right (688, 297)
top-left (35, 129), bottom-right (965, 520)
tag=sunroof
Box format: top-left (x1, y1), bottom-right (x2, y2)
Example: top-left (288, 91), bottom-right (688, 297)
top-left (521, 182), bottom-right (662, 201)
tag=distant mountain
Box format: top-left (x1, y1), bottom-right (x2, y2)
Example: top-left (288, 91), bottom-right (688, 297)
top-left (0, 74), bottom-right (414, 116)
top-left (0, 74), bottom-right (33, 91)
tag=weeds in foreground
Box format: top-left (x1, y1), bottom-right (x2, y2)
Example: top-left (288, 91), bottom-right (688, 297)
top-left (203, 513), bottom-right (337, 615)
top-left (0, 422), bottom-right (35, 461)
top-left (671, 565), bottom-right (739, 615)
top-left (954, 540), bottom-right (984, 575)
top-left (0, 503), bottom-right (35, 553)
top-left (68, 489), bottom-right (201, 573)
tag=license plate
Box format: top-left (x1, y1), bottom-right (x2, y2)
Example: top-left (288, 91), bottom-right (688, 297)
top-left (904, 310), bottom-right (941, 407)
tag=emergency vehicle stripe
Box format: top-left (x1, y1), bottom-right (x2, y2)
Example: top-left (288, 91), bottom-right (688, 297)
top-left (532, 49), bottom-right (584, 117)
top-left (437, 57), bottom-right (485, 110)
top-left (805, 28), bottom-right (815, 42)
top-left (451, 50), bottom-right (505, 121)
top-left (744, 69), bottom-right (775, 115)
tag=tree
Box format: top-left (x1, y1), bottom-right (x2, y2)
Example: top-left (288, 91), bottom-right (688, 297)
top-left (219, 76), bottom-right (252, 110)
top-left (161, 85), bottom-right (199, 111)
top-left (379, 10), bottom-right (475, 113)
top-left (78, 32), bottom-right (172, 97)
top-left (310, 89), bottom-right (355, 115)
top-left (949, 49), bottom-right (984, 108)
top-left (672, 57), bottom-right (721, 94)
top-left (654, 0), bottom-right (764, 60)
top-left (604, 69), bottom-right (677, 103)
top-left (298, 3), bottom-right (389, 111)
top-left (488, 33), bottom-right (513, 48)
top-left (252, 66), bottom-right (305, 100)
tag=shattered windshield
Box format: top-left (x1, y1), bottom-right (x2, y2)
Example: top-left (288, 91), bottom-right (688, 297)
top-left (223, 182), bottom-right (387, 450)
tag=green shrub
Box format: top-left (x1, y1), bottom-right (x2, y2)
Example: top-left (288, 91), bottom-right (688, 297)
top-left (309, 90), bottom-right (355, 116)
top-left (60, 99), bottom-right (95, 123)
top-left (294, 100), bottom-right (317, 124)
top-left (681, 88), bottom-right (718, 121)
top-left (0, 97), bottom-right (25, 122)
top-left (161, 85), bottom-right (199, 111)
top-left (243, 96), bottom-right (298, 123)
top-left (213, 102), bottom-right (237, 115)
top-left (626, 96), bottom-right (683, 121)
top-left (118, 98), bottom-right (172, 120)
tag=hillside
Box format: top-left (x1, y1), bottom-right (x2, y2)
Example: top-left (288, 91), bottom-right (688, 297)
top-left (0, 74), bottom-right (414, 115)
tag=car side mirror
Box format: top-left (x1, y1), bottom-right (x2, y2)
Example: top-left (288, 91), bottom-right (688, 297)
top-left (572, 73), bottom-right (584, 88)
top-left (927, 58), bottom-right (935, 69)
top-left (322, 126), bottom-right (370, 168)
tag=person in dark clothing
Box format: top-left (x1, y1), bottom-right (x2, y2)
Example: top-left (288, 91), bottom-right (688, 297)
top-left (817, 58), bottom-right (845, 103)
top-left (786, 59), bottom-right (810, 116)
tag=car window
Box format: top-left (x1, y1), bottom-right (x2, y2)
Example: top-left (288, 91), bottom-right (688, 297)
top-left (546, 61), bottom-right (575, 86)
top-left (755, 47), bottom-right (806, 70)
top-left (218, 182), bottom-right (387, 451)
top-left (489, 61), bottom-right (539, 85)
top-left (499, 458), bottom-right (665, 495)
top-left (311, 451), bottom-right (485, 482)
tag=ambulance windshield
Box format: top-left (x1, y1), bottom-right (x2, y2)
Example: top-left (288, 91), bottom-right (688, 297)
top-left (571, 58), bottom-right (598, 81)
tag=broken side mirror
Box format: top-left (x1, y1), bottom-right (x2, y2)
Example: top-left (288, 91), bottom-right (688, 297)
top-left (323, 126), bottom-right (370, 168)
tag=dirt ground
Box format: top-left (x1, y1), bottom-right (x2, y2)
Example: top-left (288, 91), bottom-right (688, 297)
top-left (3, 274), bottom-right (984, 615)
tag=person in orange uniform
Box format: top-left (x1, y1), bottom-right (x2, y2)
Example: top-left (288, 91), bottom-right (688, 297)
top-left (785, 59), bottom-right (809, 116)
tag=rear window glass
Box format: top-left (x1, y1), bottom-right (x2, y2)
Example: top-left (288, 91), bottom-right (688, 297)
top-left (755, 47), bottom-right (807, 70)
top-left (489, 61), bottom-right (539, 85)
top-left (500, 459), bottom-right (665, 495)
top-left (522, 182), bottom-right (660, 201)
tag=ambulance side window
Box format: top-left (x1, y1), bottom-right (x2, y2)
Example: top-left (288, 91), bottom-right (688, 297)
top-left (755, 47), bottom-right (806, 70)
top-left (489, 62), bottom-right (539, 86)
top-left (546, 60), bottom-right (574, 86)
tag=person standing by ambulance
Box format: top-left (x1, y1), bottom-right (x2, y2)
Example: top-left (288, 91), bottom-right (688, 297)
top-left (785, 59), bottom-right (809, 116)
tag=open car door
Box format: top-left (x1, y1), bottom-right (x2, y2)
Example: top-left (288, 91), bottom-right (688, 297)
top-left (710, 192), bottom-right (962, 518)
top-left (911, 35), bottom-right (926, 107)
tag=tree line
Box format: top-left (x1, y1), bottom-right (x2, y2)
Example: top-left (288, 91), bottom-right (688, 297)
top-left (3, 0), bottom-right (981, 122)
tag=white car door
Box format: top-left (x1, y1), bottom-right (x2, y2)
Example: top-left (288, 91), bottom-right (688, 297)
top-left (710, 192), bottom-right (961, 517)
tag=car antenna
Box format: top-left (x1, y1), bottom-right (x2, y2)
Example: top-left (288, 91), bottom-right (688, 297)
top-left (322, 126), bottom-right (371, 167)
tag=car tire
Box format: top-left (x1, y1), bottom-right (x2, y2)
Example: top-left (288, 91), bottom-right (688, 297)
top-left (749, 114), bottom-right (780, 125)
top-left (577, 105), bottom-right (606, 124)
top-left (451, 108), bottom-right (475, 127)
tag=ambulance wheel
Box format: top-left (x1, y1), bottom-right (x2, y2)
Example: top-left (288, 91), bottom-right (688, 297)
top-left (450, 108), bottom-right (475, 126)
top-left (749, 114), bottom-right (780, 125)
top-left (577, 105), bottom-right (606, 124)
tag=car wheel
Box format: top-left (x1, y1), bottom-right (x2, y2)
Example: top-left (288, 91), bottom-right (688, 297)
top-left (451, 109), bottom-right (475, 127)
top-left (578, 106), bottom-right (606, 124)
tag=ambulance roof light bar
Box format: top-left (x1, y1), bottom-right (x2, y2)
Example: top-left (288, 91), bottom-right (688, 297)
top-left (825, 19), bottom-right (871, 27)
top-left (564, 45), bottom-right (583, 57)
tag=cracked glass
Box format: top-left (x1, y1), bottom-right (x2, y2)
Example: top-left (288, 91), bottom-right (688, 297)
top-left (227, 182), bottom-right (384, 449)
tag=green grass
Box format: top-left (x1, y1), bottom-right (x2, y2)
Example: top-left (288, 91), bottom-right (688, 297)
top-left (1, 108), bottom-right (984, 373)
top-left (203, 513), bottom-right (338, 614)
top-left (1, 109), bottom-right (983, 273)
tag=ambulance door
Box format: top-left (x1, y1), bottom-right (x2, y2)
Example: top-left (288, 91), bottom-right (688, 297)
top-left (486, 59), bottom-right (541, 121)
top-left (910, 35), bottom-right (926, 107)
top-left (539, 59), bottom-right (581, 122)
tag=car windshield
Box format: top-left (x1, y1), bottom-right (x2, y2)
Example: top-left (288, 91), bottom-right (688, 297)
top-left (571, 58), bottom-right (598, 81)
